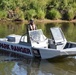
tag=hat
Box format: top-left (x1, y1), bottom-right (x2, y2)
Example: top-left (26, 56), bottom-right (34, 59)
top-left (30, 19), bottom-right (34, 22)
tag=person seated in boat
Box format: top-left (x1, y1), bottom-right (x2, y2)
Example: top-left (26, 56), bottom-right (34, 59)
top-left (28, 19), bottom-right (37, 31)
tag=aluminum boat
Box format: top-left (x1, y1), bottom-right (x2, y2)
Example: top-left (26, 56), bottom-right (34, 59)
top-left (0, 27), bottom-right (76, 59)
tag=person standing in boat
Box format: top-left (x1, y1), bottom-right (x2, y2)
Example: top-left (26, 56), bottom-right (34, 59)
top-left (27, 19), bottom-right (37, 43)
top-left (28, 19), bottom-right (37, 31)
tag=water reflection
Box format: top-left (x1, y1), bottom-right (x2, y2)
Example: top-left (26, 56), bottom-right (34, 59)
top-left (0, 52), bottom-right (76, 75)
top-left (0, 22), bottom-right (24, 38)
top-left (0, 22), bottom-right (76, 42)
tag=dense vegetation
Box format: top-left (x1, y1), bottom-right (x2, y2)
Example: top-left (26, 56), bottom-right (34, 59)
top-left (0, 0), bottom-right (76, 20)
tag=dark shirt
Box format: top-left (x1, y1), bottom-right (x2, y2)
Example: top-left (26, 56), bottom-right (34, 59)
top-left (28, 24), bottom-right (37, 31)
top-left (27, 24), bottom-right (37, 43)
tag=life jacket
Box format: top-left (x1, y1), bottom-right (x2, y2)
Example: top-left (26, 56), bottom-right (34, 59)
top-left (30, 24), bottom-right (36, 30)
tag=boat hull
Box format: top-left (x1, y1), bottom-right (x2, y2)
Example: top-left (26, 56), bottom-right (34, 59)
top-left (32, 46), bottom-right (76, 59)
top-left (0, 41), bottom-right (34, 58)
top-left (1, 40), bottom-right (76, 59)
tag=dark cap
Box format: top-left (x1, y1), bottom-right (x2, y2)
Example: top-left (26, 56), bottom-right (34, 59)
top-left (30, 19), bottom-right (34, 22)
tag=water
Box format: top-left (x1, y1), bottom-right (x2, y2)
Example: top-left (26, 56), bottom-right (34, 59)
top-left (0, 22), bottom-right (76, 75)
top-left (0, 54), bottom-right (76, 75)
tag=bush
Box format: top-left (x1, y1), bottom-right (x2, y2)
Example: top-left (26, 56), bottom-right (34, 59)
top-left (66, 9), bottom-right (74, 20)
top-left (18, 10), bottom-right (24, 20)
top-left (0, 10), bottom-right (7, 18)
top-left (14, 7), bottom-right (25, 20)
top-left (36, 9), bottom-right (45, 19)
top-left (47, 8), bottom-right (61, 20)
top-left (25, 9), bottom-right (36, 20)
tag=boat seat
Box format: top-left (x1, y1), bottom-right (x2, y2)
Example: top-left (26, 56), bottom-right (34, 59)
top-left (7, 37), bottom-right (15, 42)
top-left (48, 39), bottom-right (56, 49)
top-left (6, 34), bottom-right (21, 43)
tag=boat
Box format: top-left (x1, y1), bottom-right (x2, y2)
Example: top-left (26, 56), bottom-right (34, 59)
top-left (0, 27), bottom-right (76, 59)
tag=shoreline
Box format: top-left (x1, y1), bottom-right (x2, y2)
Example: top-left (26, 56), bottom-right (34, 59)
top-left (34, 19), bottom-right (76, 23)
top-left (17, 19), bottom-right (76, 24)
top-left (0, 18), bottom-right (76, 24)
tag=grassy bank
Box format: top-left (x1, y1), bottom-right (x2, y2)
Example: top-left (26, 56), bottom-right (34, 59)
top-left (0, 19), bottom-right (76, 25)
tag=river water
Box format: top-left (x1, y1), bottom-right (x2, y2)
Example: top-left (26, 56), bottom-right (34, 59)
top-left (0, 22), bottom-right (76, 75)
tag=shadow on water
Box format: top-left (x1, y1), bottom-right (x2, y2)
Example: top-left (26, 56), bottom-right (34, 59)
top-left (0, 50), bottom-right (33, 61)
top-left (0, 50), bottom-right (76, 75)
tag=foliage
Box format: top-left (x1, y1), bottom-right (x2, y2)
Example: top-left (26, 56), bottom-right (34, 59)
top-left (14, 7), bottom-right (24, 20)
top-left (0, 0), bottom-right (76, 20)
top-left (25, 9), bottom-right (36, 20)
top-left (47, 8), bottom-right (61, 20)
top-left (36, 9), bottom-right (45, 19)
top-left (66, 9), bottom-right (74, 20)
top-left (0, 10), bottom-right (7, 18)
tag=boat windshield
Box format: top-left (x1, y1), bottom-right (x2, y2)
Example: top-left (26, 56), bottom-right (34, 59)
top-left (29, 29), bottom-right (46, 42)
top-left (50, 27), bottom-right (65, 42)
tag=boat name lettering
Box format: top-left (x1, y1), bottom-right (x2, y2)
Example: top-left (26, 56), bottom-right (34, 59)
top-left (0, 43), bottom-right (10, 49)
top-left (0, 43), bottom-right (31, 54)
top-left (11, 45), bottom-right (31, 54)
